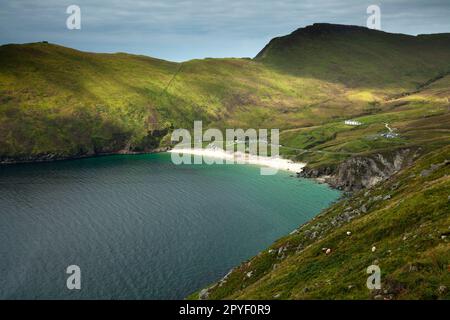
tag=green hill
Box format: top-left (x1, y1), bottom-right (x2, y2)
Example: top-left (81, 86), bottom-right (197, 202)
top-left (256, 23), bottom-right (450, 89)
top-left (190, 145), bottom-right (450, 300)
top-left (1, 24), bottom-right (450, 163)
top-left (0, 42), bottom-right (337, 160)
top-left (1, 24), bottom-right (449, 299)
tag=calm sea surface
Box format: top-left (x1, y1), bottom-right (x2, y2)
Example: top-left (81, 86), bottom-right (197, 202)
top-left (0, 153), bottom-right (340, 299)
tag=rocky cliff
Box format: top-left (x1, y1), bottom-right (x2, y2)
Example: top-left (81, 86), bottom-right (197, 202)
top-left (299, 148), bottom-right (421, 192)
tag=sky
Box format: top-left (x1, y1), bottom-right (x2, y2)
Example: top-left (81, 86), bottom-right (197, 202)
top-left (0, 0), bottom-right (449, 61)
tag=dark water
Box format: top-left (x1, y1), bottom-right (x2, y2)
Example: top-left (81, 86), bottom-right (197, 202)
top-left (0, 153), bottom-right (340, 299)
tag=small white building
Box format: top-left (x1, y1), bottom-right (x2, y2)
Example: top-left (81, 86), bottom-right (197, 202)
top-left (344, 120), bottom-right (362, 126)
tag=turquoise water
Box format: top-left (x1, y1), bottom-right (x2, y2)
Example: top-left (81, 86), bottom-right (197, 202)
top-left (0, 153), bottom-right (340, 299)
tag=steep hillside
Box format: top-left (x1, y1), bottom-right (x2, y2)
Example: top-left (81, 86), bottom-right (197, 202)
top-left (282, 73), bottom-right (450, 181)
top-left (176, 24), bottom-right (450, 300)
top-left (0, 43), bottom-right (179, 161)
top-left (0, 42), bottom-right (347, 162)
top-left (1, 23), bottom-right (449, 300)
top-left (191, 146), bottom-right (450, 300)
top-left (1, 24), bottom-right (450, 163)
top-left (256, 23), bottom-right (450, 90)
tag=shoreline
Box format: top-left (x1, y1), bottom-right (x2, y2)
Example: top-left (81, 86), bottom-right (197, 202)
top-left (1, 147), bottom-right (307, 174)
top-left (0, 147), bottom-right (171, 166)
top-left (168, 148), bottom-right (307, 173)
top-left (1, 146), bottom-right (343, 301)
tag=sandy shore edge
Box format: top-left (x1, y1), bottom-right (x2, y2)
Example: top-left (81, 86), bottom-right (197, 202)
top-left (168, 148), bottom-right (306, 173)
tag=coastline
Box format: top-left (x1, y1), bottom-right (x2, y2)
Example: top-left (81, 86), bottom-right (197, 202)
top-left (168, 147), bottom-right (307, 173)
top-left (1, 145), bottom-right (349, 300)
top-left (0, 147), bottom-right (307, 176)
top-left (0, 147), bottom-right (171, 165)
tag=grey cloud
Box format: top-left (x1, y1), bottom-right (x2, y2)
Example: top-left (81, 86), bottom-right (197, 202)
top-left (0, 0), bottom-right (449, 61)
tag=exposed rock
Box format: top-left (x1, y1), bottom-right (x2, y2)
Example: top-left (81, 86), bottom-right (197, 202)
top-left (372, 195), bottom-right (383, 202)
top-left (438, 285), bottom-right (447, 294)
top-left (391, 182), bottom-right (400, 190)
top-left (295, 244), bottom-right (304, 253)
top-left (329, 210), bottom-right (360, 229)
top-left (409, 264), bottom-right (418, 272)
top-left (310, 231), bottom-right (318, 239)
top-left (199, 288), bottom-right (209, 300)
top-left (298, 148), bottom-right (419, 192)
top-left (420, 160), bottom-right (450, 177)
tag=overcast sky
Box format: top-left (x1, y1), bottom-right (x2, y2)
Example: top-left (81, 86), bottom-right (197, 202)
top-left (0, 0), bottom-right (449, 61)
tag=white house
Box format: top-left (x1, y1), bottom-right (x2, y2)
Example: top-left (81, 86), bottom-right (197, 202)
top-left (344, 120), bottom-right (362, 126)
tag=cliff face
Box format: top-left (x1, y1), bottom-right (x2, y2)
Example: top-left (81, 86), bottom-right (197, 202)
top-left (299, 148), bottom-right (421, 192)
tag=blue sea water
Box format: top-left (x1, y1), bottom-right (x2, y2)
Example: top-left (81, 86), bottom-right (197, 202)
top-left (0, 153), bottom-right (340, 299)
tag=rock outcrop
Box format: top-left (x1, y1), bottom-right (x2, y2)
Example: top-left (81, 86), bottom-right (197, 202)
top-left (299, 148), bottom-right (420, 192)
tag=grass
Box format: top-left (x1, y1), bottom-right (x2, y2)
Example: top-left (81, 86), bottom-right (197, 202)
top-left (190, 145), bottom-right (450, 300)
top-left (1, 24), bottom-right (449, 161)
top-left (256, 24), bottom-right (450, 90)
top-left (1, 23), bottom-right (449, 299)
top-left (278, 80), bottom-right (450, 168)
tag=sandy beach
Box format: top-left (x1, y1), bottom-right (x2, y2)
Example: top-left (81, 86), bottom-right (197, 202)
top-left (168, 148), bottom-right (306, 173)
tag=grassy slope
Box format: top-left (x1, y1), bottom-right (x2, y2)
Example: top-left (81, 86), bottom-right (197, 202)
top-left (190, 146), bottom-right (450, 300)
top-left (255, 23), bottom-right (450, 167)
top-left (0, 43), bottom-right (347, 158)
top-left (1, 24), bottom-right (449, 299)
top-left (279, 74), bottom-right (450, 168)
top-left (0, 43), bottom-right (180, 157)
top-left (1, 24), bottom-right (450, 161)
top-left (256, 24), bottom-right (450, 90)
top-left (190, 36), bottom-right (450, 297)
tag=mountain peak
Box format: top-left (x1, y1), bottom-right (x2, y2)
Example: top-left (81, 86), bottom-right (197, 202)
top-left (255, 23), bottom-right (386, 60)
top-left (293, 23), bottom-right (373, 34)
top-left (254, 23), bottom-right (450, 86)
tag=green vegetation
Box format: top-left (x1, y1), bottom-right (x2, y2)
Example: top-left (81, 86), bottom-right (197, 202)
top-left (1, 24), bottom-right (449, 162)
top-left (189, 146), bottom-right (450, 300)
top-left (256, 24), bottom-right (450, 90)
top-left (1, 23), bottom-right (449, 299)
top-left (279, 92), bottom-right (450, 168)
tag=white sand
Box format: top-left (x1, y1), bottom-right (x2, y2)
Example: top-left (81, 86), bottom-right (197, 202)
top-left (168, 148), bottom-right (306, 173)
